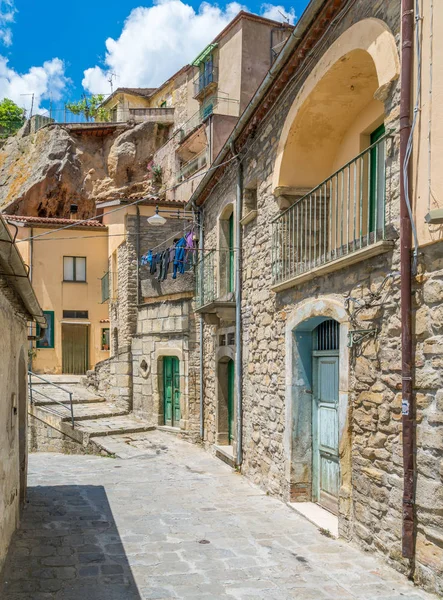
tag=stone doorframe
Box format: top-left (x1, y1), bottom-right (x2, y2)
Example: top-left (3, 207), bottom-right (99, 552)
top-left (284, 297), bottom-right (352, 535)
top-left (215, 346), bottom-right (235, 448)
top-left (153, 347), bottom-right (188, 430)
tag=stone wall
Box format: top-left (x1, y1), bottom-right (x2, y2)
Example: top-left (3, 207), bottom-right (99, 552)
top-left (0, 278), bottom-right (29, 572)
top-left (132, 296), bottom-right (200, 440)
top-left (197, 3), bottom-right (442, 596)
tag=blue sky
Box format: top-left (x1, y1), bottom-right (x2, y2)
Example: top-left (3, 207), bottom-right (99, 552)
top-left (0, 0), bottom-right (309, 113)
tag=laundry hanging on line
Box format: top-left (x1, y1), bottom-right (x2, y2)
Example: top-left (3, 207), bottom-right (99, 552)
top-left (139, 230), bottom-right (197, 282)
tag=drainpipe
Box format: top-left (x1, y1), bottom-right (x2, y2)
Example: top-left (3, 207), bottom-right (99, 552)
top-left (29, 227), bottom-right (34, 370)
top-left (231, 142), bottom-right (243, 466)
top-left (400, 0), bottom-right (415, 560)
top-left (136, 205), bottom-right (141, 305)
top-left (199, 208), bottom-right (205, 440)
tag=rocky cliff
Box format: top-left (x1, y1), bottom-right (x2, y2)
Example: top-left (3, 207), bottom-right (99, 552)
top-left (0, 120), bottom-right (170, 218)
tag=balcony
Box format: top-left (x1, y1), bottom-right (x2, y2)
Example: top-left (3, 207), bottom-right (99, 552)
top-left (195, 249), bottom-right (235, 324)
top-left (177, 149), bottom-right (208, 183)
top-left (193, 68), bottom-right (218, 100)
top-left (128, 107), bottom-right (174, 124)
top-left (271, 134), bottom-right (395, 291)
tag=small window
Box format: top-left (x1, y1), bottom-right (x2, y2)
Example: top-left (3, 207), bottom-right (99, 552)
top-left (227, 332), bottom-right (235, 346)
top-left (63, 256), bottom-right (86, 282)
top-left (101, 328), bottom-right (110, 351)
top-left (219, 334), bottom-right (226, 347)
top-left (36, 311), bottom-right (55, 349)
top-left (63, 310), bottom-right (88, 319)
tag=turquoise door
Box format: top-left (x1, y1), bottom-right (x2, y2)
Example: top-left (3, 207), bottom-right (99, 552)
top-left (227, 359), bottom-right (235, 444)
top-left (369, 123), bottom-right (385, 233)
top-left (312, 352), bottom-right (340, 514)
top-left (163, 357), bottom-right (180, 427)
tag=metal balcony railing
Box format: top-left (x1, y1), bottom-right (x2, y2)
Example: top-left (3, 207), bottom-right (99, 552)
top-left (196, 249), bottom-right (235, 309)
top-left (194, 68), bottom-right (218, 97)
top-left (101, 271), bottom-right (110, 303)
top-left (271, 133), bottom-right (393, 286)
top-left (177, 149), bottom-right (208, 182)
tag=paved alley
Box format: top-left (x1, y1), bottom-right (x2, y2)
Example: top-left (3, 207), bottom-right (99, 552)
top-left (0, 432), bottom-right (437, 600)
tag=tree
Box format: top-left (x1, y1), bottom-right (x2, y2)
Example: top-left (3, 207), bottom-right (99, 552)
top-left (0, 98), bottom-right (25, 137)
top-left (65, 94), bottom-right (110, 122)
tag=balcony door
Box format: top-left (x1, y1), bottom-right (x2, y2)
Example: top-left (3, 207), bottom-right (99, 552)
top-left (369, 124), bottom-right (386, 234)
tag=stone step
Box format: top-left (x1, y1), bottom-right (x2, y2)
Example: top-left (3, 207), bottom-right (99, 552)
top-left (76, 415), bottom-right (154, 438)
top-left (60, 402), bottom-right (129, 422)
top-left (30, 384), bottom-right (104, 404)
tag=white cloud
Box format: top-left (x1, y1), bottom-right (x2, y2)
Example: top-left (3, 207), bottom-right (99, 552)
top-left (0, 57), bottom-right (69, 114)
top-left (83, 0), bottom-right (294, 94)
top-left (0, 0), bottom-right (16, 46)
top-left (261, 4), bottom-right (296, 24)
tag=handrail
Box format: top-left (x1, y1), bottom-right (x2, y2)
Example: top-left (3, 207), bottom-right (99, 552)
top-left (272, 131), bottom-right (394, 222)
top-left (28, 371), bottom-right (75, 428)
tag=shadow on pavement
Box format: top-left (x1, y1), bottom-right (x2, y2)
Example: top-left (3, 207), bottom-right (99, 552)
top-left (0, 485), bottom-right (142, 600)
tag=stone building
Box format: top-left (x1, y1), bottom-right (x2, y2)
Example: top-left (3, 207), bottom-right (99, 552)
top-left (0, 214), bottom-right (45, 571)
top-left (184, 0), bottom-right (443, 595)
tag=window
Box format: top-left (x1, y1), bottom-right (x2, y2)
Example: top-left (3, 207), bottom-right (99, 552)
top-left (36, 311), bottom-right (54, 349)
top-left (63, 256), bottom-right (86, 282)
top-left (101, 328), bottom-right (110, 351)
top-left (63, 310), bottom-right (88, 319)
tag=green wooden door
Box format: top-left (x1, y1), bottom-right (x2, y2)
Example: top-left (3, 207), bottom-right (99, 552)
top-left (227, 359), bottom-right (235, 444)
top-left (312, 352), bottom-right (340, 514)
top-left (62, 324), bottom-right (89, 375)
top-left (228, 213), bottom-right (234, 293)
top-left (369, 124), bottom-right (385, 233)
top-left (163, 357), bottom-right (180, 427)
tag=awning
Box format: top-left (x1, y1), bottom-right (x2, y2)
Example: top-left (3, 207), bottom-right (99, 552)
top-left (191, 43), bottom-right (218, 66)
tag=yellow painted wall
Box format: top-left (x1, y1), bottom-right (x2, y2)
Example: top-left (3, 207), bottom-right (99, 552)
top-left (412, 0), bottom-right (443, 246)
top-left (12, 225), bottom-right (109, 374)
top-left (214, 22), bottom-right (243, 117)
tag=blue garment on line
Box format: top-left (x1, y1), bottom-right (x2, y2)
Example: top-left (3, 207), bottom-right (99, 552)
top-left (173, 237), bottom-right (187, 279)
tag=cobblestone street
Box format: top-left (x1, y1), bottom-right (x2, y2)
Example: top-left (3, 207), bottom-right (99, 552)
top-left (0, 432), bottom-right (437, 600)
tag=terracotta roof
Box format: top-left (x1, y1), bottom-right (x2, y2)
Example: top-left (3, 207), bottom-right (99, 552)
top-left (213, 10), bottom-right (294, 44)
top-left (114, 87), bottom-right (157, 98)
top-left (5, 215), bottom-right (107, 229)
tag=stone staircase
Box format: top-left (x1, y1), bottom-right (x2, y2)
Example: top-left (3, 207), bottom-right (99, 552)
top-left (28, 375), bottom-right (154, 455)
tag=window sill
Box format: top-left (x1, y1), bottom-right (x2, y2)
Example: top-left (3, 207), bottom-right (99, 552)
top-left (240, 210), bottom-right (257, 226)
top-left (62, 280), bottom-right (87, 284)
top-left (271, 240), bottom-right (395, 293)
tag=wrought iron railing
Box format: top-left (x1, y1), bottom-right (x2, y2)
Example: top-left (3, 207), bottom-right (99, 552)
top-left (101, 271), bottom-right (110, 302)
top-left (28, 371), bottom-right (75, 428)
top-left (196, 249), bottom-right (235, 309)
top-left (194, 68), bottom-right (218, 97)
top-left (271, 134), bottom-right (393, 287)
top-left (177, 149), bottom-right (208, 182)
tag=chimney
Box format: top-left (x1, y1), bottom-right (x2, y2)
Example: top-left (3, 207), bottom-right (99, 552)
top-left (70, 203), bottom-right (78, 220)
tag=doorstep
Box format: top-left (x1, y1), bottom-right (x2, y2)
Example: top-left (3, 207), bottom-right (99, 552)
top-left (157, 425), bottom-right (181, 435)
top-left (288, 502), bottom-right (339, 538)
top-left (214, 444), bottom-right (236, 468)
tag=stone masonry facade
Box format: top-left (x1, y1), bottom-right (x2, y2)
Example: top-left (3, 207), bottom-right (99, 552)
top-left (196, 2), bottom-right (443, 597)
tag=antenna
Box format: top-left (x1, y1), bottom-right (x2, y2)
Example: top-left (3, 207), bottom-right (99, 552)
top-left (107, 73), bottom-right (117, 94)
top-left (20, 93), bottom-right (35, 118)
top-left (278, 9), bottom-right (290, 23)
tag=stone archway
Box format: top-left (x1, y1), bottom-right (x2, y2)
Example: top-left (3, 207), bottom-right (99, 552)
top-left (273, 18), bottom-right (400, 194)
top-left (284, 298), bottom-right (351, 534)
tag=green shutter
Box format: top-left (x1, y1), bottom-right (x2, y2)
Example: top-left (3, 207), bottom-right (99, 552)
top-left (369, 124), bottom-right (385, 233)
top-left (228, 213), bottom-right (234, 293)
top-left (228, 360), bottom-right (235, 444)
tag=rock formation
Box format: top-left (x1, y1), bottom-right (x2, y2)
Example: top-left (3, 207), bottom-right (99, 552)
top-left (0, 120), bottom-right (170, 218)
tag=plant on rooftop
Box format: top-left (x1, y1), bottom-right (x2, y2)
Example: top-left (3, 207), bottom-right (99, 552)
top-left (65, 94), bottom-right (110, 122)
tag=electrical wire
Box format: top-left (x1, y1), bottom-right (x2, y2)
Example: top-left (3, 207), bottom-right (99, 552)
top-left (403, 0), bottom-right (421, 274)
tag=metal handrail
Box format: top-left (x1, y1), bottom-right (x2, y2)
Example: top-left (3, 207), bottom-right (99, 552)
top-left (28, 371), bottom-right (75, 428)
top-left (271, 131), bottom-right (394, 222)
